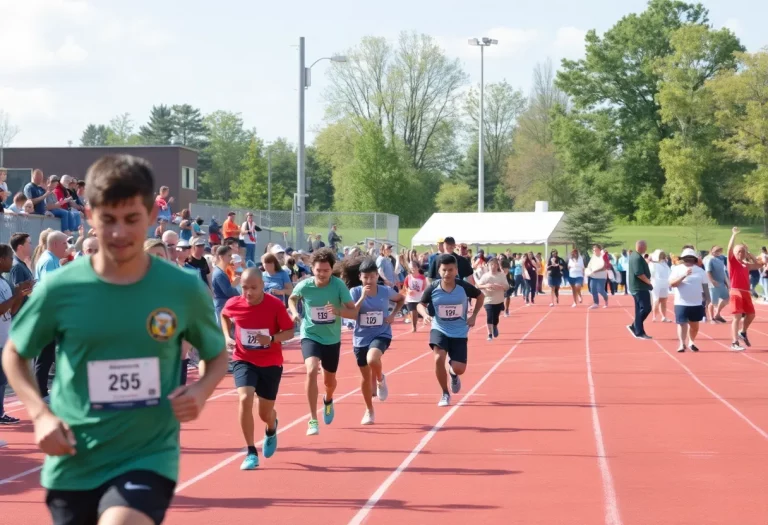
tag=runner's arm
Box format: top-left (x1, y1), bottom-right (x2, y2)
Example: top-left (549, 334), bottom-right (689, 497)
top-left (727, 227), bottom-right (738, 256)
top-left (220, 314), bottom-right (236, 346)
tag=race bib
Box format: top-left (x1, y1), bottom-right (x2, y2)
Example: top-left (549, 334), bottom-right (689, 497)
top-left (241, 328), bottom-right (270, 350)
top-left (360, 311), bottom-right (384, 327)
top-left (310, 306), bottom-right (335, 324)
top-left (437, 304), bottom-right (464, 320)
top-left (87, 358), bottom-right (160, 411)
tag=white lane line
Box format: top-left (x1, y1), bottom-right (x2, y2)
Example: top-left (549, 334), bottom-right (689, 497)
top-left (696, 329), bottom-right (768, 369)
top-left (0, 465), bottom-right (43, 485)
top-left (617, 306), bottom-right (768, 440)
top-left (346, 309), bottom-right (552, 525)
top-left (585, 311), bottom-right (623, 525)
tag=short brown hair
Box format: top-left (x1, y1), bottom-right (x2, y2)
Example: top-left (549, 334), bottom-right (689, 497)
top-left (215, 245), bottom-right (232, 257)
top-left (85, 155), bottom-right (155, 211)
top-left (311, 247), bottom-right (336, 267)
top-left (261, 253), bottom-right (280, 271)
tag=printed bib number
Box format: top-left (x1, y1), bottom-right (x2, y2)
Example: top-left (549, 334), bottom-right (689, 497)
top-left (310, 306), bottom-right (335, 324)
top-left (87, 358), bottom-right (160, 411)
top-left (360, 311), bottom-right (384, 327)
top-left (241, 328), bottom-right (270, 350)
top-left (437, 304), bottom-right (464, 320)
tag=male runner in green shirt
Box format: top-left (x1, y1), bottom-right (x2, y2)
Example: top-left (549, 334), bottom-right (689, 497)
top-left (2, 154), bottom-right (228, 525)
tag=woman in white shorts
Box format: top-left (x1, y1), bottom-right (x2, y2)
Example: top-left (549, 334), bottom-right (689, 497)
top-left (650, 249), bottom-right (671, 322)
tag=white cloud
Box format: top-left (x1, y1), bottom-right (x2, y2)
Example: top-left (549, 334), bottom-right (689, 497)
top-left (0, 87), bottom-right (56, 119)
top-left (723, 18), bottom-right (744, 36)
top-left (553, 27), bottom-right (587, 59)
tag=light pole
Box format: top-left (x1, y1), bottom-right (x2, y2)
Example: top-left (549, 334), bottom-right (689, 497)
top-left (296, 36), bottom-right (347, 250)
top-left (266, 142), bottom-right (272, 213)
top-left (468, 37), bottom-right (498, 213)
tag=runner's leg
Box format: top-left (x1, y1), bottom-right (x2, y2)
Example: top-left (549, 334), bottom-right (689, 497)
top-left (98, 506), bottom-right (153, 525)
top-left (433, 347), bottom-right (449, 393)
top-left (238, 386), bottom-right (256, 448)
top-left (305, 356), bottom-right (320, 421)
top-left (677, 323), bottom-right (688, 350)
top-left (689, 321), bottom-right (699, 346)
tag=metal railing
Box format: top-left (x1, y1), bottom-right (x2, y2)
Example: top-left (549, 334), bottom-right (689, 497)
top-left (189, 204), bottom-right (399, 251)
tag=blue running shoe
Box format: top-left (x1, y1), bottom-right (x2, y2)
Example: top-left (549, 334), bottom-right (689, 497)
top-left (263, 418), bottom-right (278, 458)
top-left (240, 452), bottom-right (259, 470)
top-left (323, 397), bottom-right (335, 425)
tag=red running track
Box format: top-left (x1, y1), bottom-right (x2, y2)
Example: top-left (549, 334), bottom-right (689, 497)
top-left (1, 296), bottom-right (767, 525)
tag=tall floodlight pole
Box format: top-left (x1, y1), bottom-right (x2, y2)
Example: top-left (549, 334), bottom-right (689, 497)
top-left (468, 37), bottom-right (498, 213)
top-left (267, 144), bottom-right (272, 212)
top-left (296, 36), bottom-right (347, 250)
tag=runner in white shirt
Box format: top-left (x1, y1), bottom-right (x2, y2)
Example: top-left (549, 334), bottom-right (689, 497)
top-left (669, 248), bottom-right (707, 352)
top-left (567, 250), bottom-right (585, 307)
top-left (402, 260), bottom-right (427, 333)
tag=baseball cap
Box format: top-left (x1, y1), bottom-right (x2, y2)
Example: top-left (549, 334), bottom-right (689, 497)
top-left (271, 244), bottom-right (286, 254)
top-left (192, 237), bottom-right (206, 247)
top-left (227, 211), bottom-right (236, 216)
top-left (60, 175), bottom-right (74, 185)
top-left (444, 236), bottom-right (456, 245)
top-left (680, 248), bottom-right (698, 259)
top-left (177, 240), bottom-right (191, 249)
top-left (437, 238), bottom-right (445, 243)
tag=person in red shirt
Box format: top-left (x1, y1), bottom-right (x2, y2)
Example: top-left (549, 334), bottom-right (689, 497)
top-left (727, 227), bottom-right (762, 351)
top-left (221, 268), bottom-right (295, 470)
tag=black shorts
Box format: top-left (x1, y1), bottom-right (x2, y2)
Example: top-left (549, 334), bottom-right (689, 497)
top-left (301, 339), bottom-right (341, 373)
top-left (47, 470), bottom-right (175, 525)
top-left (674, 304), bottom-right (705, 324)
top-left (406, 302), bottom-right (420, 312)
top-left (353, 338), bottom-right (391, 367)
top-left (429, 330), bottom-right (468, 364)
top-left (232, 361), bottom-right (283, 401)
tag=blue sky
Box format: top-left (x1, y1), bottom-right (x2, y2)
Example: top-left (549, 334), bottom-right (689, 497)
top-left (1, 0), bottom-right (764, 148)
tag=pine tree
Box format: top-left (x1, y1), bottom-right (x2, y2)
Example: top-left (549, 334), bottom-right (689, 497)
top-left (80, 124), bottom-right (110, 146)
top-left (563, 195), bottom-right (617, 255)
top-left (171, 104), bottom-right (207, 148)
top-left (139, 105), bottom-right (174, 145)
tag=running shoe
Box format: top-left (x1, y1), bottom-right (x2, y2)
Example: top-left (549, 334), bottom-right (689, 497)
top-left (377, 375), bottom-right (389, 401)
top-left (263, 418), bottom-right (278, 458)
top-left (493, 325), bottom-right (499, 338)
top-left (638, 334), bottom-right (653, 340)
top-left (323, 397), bottom-right (335, 425)
top-left (450, 372), bottom-right (461, 394)
top-left (738, 331), bottom-right (751, 348)
top-left (438, 392), bottom-right (451, 407)
top-left (626, 325), bottom-right (638, 339)
top-left (677, 347), bottom-right (686, 353)
top-left (589, 304), bottom-right (598, 310)
top-left (504, 311), bottom-right (509, 318)
top-left (571, 303), bottom-right (577, 308)
top-left (0, 414), bottom-right (20, 425)
top-left (731, 342), bottom-right (745, 352)
top-left (240, 452), bottom-right (259, 470)
top-left (690, 344), bottom-right (699, 353)
top-left (361, 410), bottom-right (375, 425)
top-left (549, 303), bottom-right (554, 307)
top-left (307, 419), bottom-right (320, 435)
top-left (486, 334), bottom-right (492, 341)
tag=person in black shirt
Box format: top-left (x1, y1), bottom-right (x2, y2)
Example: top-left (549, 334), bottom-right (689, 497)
top-left (187, 237), bottom-right (211, 288)
top-left (427, 236), bottom-right (473, 282)
top-left (546, 249), bottom-right (566, 306)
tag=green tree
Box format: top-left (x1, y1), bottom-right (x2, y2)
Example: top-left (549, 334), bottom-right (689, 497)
top-left (563, 194), bottom-right (617, 255)
top-left (263, 138), bottom-right (298, 211)
top-left (306, 146), bottom-right (334, 211)
top-left (231, 138), bottom-right (269, 210)
top-left (709, 50), bottom-right (768, 233)
top-left (435, 181), bottom-right (476, 212)
top-left (80, 124), bottom-right (110, 146)
top-left (325, 32), bottom-right (468, 172)
top-left (655, 25), bottom-right (742, 215)
top-left (139, 105), bottom-right (174, 145)
top-left (199, 111), bottom-right (251, 202)
top-left (682, 202), bottom-right (717, 249)
top-left (556, 0), bottom-right (710, 218)
top-left (171, 104), bottom-right (207, 148)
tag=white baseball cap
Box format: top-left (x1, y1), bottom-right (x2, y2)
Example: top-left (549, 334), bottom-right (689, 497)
top-left (270, 244), bottom-right (285, 254)
top-left (680, 248), bottom-right (698, 259)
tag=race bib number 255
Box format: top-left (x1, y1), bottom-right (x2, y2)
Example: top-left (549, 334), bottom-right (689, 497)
top-left (87, 358), bottom-right (160, 411)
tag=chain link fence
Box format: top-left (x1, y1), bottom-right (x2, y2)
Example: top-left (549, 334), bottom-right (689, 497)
top-left (190, 204), bottom-right (399, 251)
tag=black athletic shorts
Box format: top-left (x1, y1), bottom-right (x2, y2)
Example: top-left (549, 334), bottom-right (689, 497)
top-left (46, 469), bottom-right (175, 525)
top-left (232, 361), bottom-right (283, 401)
top-left (429, 330), bottom-right (468, 364)
top-left (406, 302), bottom-right (419, 312)
top-left (353, 337), bottom-right (391, 367)
top-left (301, 339), bottom-right (341, 373)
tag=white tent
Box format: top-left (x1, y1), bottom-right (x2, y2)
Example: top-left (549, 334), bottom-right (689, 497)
top-left (411, 211), bottom-right (570, 252)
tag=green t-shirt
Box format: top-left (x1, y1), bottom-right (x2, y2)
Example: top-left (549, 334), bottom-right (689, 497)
top-left (10, 256), bottom-right (224, 490)
top-left (292, 276), bottom-right (352, 345)
top-left (627, 251), bottom-right (652, 293)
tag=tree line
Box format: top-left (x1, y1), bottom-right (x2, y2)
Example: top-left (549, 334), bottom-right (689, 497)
top-left (76, 0), bottom-right (768, 231)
